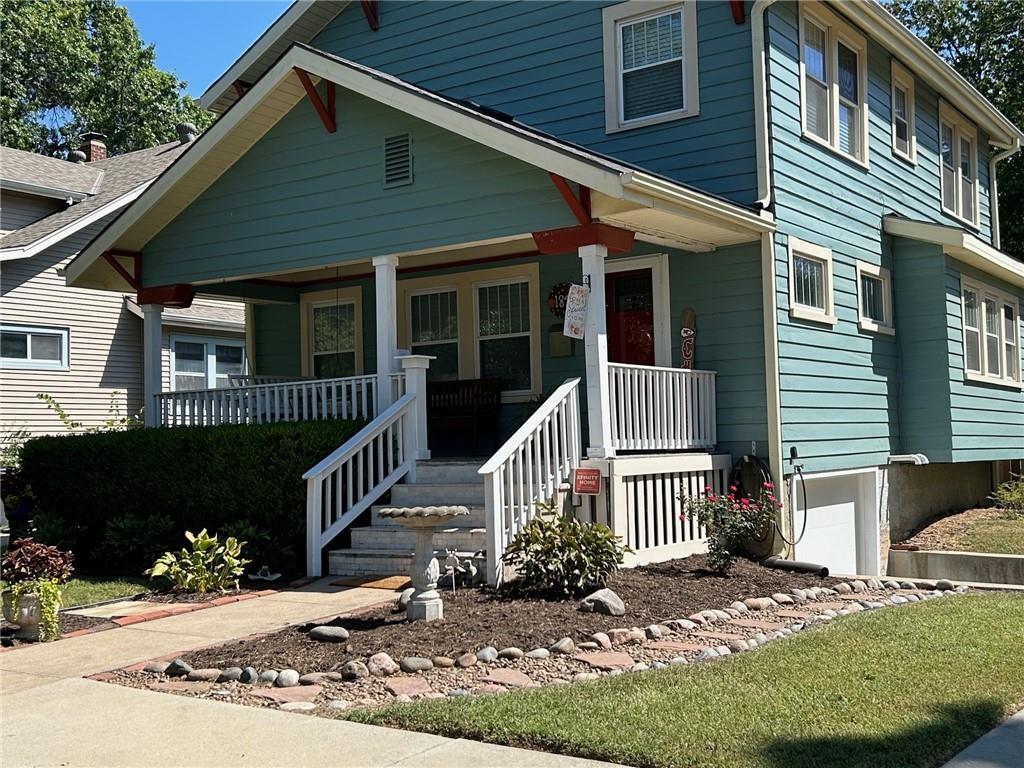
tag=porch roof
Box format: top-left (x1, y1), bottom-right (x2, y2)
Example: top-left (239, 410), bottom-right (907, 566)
top-left (68, 43), bottom-right (773, 292)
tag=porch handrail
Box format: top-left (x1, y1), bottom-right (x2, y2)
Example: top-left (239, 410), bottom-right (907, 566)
top-left (479, 377), bottom-right (582, 585)
top-left (304, 392), bottom-right (419, 577)
top-left (608, 363), bottom-right (716, 452)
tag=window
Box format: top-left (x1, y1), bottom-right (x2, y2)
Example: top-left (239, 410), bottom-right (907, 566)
top-left (476, 279), bottom-right (533, 393)
top-left (961, 278), bottom-right (1021, 387)
top-left (891, 61), bottom-right (916, 162)
top-left (171, 335), bottom-right (246, 391)
top-left (855, 262), bottom-right (894, 335)
top-left (0, 325), bottom-right (69, 370)
top-left (602, 1), bottom-right (699, 133)
top-left (409, 289), bottom-right (458, 381)
top-left (799, 6), bottom-right (868, 164)
top-left (788, 237), bottom-right (836, 325)
top-left (311, 301), bottom-right (357, 378)
top-left (939, 103), bottom-right (979, 226)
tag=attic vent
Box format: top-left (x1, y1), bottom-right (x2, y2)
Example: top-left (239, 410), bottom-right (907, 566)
top-left (383, 133), bottom-right (413, 188)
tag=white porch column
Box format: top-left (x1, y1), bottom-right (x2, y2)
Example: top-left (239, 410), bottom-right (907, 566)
top-left (142, 303), bottom-right (163, 428)
top-left (579, 244), bottom-right (614, 458)
top-left (373, 254), bottom-right (400, 412)
top-left (398, 354), bottom-right (433, 462)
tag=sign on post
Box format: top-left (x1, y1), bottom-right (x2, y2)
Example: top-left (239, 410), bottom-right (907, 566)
top-left (563, 283), bottom-right (589, 339)
top-left (573, 467), bottom-right (602, 495)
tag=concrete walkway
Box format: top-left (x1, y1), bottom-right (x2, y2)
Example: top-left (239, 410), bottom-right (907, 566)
top-left (941, 711), bottom-right (1024, 768)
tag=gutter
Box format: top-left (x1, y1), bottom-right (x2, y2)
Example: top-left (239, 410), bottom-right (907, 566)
top-left (0, 179), bottom-right (90, 204)
top-left (751, 0), bottom-right (778, 211)
top-left (989, 139), bottom-right (1021, 250)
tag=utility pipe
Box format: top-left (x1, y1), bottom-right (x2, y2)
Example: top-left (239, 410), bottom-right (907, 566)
top-left (751, 0), bottom-right (778, 212)
top-left (989, 138), bottom-right (1021, 250)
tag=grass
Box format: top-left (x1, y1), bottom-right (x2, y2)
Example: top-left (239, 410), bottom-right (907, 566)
top-left (59, 576), bottom-right (151, 608)
top-left (352, 593), bottom-right (1024, 768)
top-left (959, 517), bottom-right (1024, 555)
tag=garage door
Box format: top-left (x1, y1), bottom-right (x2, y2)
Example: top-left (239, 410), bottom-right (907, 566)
top-left (793, 473), bottom-right (861, 575)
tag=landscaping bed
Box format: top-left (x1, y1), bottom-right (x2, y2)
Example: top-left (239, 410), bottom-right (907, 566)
top-left (2, 612), bottom-right (113, 647)
top-left (901, 507), bottom-right (1024, 555)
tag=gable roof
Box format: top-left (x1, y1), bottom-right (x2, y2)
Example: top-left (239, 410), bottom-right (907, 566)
top-left (0, 146), bottom-right (104, 200)
top-left (199, 1), bottom-right (1022, 147)
top-left (0, 142), bottom-right (188, 261)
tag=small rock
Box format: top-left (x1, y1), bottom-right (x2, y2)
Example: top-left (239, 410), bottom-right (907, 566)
top-left (606, 669), bottom-right (624, 678)
top-left (485, 668), bottom-right (535, 689)
top-left (790, 589), bottom-right (808, 602)
top-left (423, 692), bottom-right (446, 700)
top-left (687, 613), bottom-right (708, 625)
top-left (395, 587), bottom-right (415, 612)
top-left (916, 580), bottom-right (936, 590)
top-left (772, 593), bottom-right (795, 605)
top-left (549, 637), bottom-right (575, 655)
top-left (393, 694), bottom-right (413, 704)
top-left (368, 652), bottom-right (399, 676)
top-left (299, 672), bottom-right (328, 685)
top-left (699, 610), bottom-right (720, 623)
top-left (328, 699), bottom-right (352, 710)
top-left (884, 580), bottom-right (902, 589)
top-left (275, 669), bottom-right (300, 687)
top-left (723, 608), bottom-right (742, 618)
top-left (715, 645), bottom-right (732, 656)
top-left (866, 578), bottom-right (883, 590)
top-left (729, 601), bottom-right (749, 614)
top-left (577, 641), bottom-right (599, 651)
top-left (341, 661), bottom-right (369, 680)
top-left (400, 657), bottom-right (433, 673)
top-left (711, 610), bottom-right (731, 622)
top-left (900, 581), bottom-right (917, 589)
top-left (727, 639), bottom-right (749, 653)
top-left (670, 656), bottom-right (688, 666)
top-left (579, 588), bottom-right (625, 616)
top-left (525, 648), bottom-right (549, 659)
top-left (573, 672), bottom-right (601, 682)
top-left (955, 585), bottom-right (969, 593)
top-left (386, 677), bottom-right (434, 698)
top-left (165, 659), bottom-right (193, 678)
top-left (258, 670), bottom-right (279, 684)
top-left (280, 701), bottom-right (316, 712)
top-left (697, 648), bottom-right (719, 660)
top-left (474, 683), bottom-right (507, 696)
top-left (845, 603), bottom-right (864, 613)
top-left (309, 625), bottom-right (350, 643)
top-left (652, 661), bottom-right (668, 670)
top-left (448, 689), bottom-right (471, 698)
top-left (590, 632), bottom-right (612, 650)
top-left (186, 668), bottom-right (221, 682)
top-left (456, 652), bottom-right (478, 667)
top-left (144, 661), bottom-right (170, 674)
top-left (627, 628), bottom-right (646, 643)
top-left (644, 625), bottom-right (664, 640)
top-left (498, 647), bottom-right (524, 660)
top-left (935, 579), bottom-right (955, 591)
top-left (476, 646), bottom-right (499, 663)
top-left (240, 667), bottom-right (258, 684)
top-left (432, 656), bottom-right (455, 668)
top-left (326, 672), bottom-right (344, 682)
top-left (835, 582), bottom-right (853, 594)
top-left (667, 619), bottom-right (698, 632)
top-left (217, 667), bottom-right (243, 683)
top-left (891, 595), bottom-right (908, 604)
top-left (865, 601), bottom-right (885, 609)
top-left (630, 662), bottom-right (649, 672)
top-left (850, 580), bottom-right (868, 593)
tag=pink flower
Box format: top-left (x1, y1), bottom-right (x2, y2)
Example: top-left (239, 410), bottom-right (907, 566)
top-left (729, 485), bottom-right (738, 492)
top-left (707, 494), bottom-right (716, 502)
top-left (704, 485), bottom-right (713, 493)
top-left (763, 481), bottom-right (775, 490)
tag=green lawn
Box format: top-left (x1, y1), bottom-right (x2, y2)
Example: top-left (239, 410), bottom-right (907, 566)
top-left (352, 593), bottom-right (1024, 768)
top-left (59, 576), bottom-right (151, 608)
top-left (959, 518), bottom-right (1024, 555)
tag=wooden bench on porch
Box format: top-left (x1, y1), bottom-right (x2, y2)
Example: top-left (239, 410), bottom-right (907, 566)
top-left (427, 378), bottom-right (502, 456)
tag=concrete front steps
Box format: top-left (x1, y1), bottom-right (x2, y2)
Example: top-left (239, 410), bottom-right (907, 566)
top-left (328, 460), bottom-right (487, 578)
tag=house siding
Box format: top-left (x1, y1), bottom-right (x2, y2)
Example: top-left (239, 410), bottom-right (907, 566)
top-left (310, 0), bottom-right (758, 203)
top-left (1, 191), bottom-right (61, 234)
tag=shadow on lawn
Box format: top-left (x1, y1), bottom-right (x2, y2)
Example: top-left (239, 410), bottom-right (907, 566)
top-left (760, 700), bottom-right (1008, 768)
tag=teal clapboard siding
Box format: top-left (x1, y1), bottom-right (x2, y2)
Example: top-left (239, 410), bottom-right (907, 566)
top-left (252, 304), bottom-right (301, 376)
top-left (310, 0), bottom-right (758, 203)
top-left (141, 89), bottom-right (575, 286)
top-left (766, 2), bottom-right (999, 473)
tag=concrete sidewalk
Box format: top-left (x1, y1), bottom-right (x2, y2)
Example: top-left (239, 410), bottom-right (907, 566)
top-left (941, 711), bottom-right (1024, 768)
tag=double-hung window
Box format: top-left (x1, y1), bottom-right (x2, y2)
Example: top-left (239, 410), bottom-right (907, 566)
top-left (961, 278), bottom-right (1021, 387)
top-left (602, 1), bottom-right (699, 133)
top-left (311, 301), bottom-right (357, 378)
top-left (171, 335), bottom-right (246, 391)
top-left (476, 279), bottom-right (533, 393)
top-left (891, 61), bottom-right (916, 162)
top-left (939, 104), bottom-right (979, 227)
top-left (409, 289), bottom-right (459, 381)
top-left (855, 262), bottom-right (894, 335)
top-left (0, 325), bottom-right (69, 370)
top-left (788, 237), bottom-right (836, 325)
top-left (800, 6), bottom-right (868, 165)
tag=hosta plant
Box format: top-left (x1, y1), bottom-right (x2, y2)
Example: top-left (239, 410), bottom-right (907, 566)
top-left (146, 529), bottom-right (250, 593)
top-left (682, 483), bottom-right (778, 574)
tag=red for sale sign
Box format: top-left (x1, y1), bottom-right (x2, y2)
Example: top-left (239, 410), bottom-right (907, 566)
top-left (573, 468), bottom-right (602, 495)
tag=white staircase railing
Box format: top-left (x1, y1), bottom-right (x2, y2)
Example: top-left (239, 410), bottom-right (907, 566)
top-left (156, 374), bottom-right (383, 427)
top-left (608, 364), bottom-right (717, 451)
top-left (478, 377), bottom-right (582, 586)
top-left (303, 393), bottom-right (419, 577)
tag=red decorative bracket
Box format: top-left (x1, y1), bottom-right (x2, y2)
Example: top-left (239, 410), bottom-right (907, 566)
top-left (729, 0), bottom-right (745, 25)
top-left (549, 173), bottom-right (591, 225)
top-left (294, 68), bottom-right (337, 133)
top-left (360, 0), bottom-right (379, 30)
top-left (102, 250), bottom-right (141, 291)
top-left (232, 80), bottom-right (252, 98)
top-left (137, 284), bottom-right (195, 309)
top-left (532, 223), bottom-right (635, 255)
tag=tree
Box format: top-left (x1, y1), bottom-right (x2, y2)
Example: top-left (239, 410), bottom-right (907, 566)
top-left (0, 0), bottom-right (213, 157)
top-left (888, 0), bottom-right (1024, 260)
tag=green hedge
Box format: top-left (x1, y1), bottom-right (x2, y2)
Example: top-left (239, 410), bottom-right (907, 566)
top-left (20, 420), bottom-right (361, 575)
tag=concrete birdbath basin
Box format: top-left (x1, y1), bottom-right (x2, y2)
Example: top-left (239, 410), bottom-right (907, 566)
top-left (377, 505), bottom-right (469, 621)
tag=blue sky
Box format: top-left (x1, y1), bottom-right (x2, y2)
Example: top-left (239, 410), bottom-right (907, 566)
top-left (122, 1), bottom-right (292, 98)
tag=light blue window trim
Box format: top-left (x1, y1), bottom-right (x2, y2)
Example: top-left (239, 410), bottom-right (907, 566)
top-left (0, 324), bottom-right (69, 370)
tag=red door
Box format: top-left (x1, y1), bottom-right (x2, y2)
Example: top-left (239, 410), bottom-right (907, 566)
top-left (605, 268), bottom-right (655, 365)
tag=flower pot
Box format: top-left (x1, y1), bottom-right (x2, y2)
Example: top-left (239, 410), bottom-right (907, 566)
top-left (2, 591), bottom-right (41, 641)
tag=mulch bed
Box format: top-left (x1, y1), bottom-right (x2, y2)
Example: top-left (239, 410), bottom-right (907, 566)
top-left (141, 586), bottom-right (260, 605)
top-left (185, 555), bottom-right (839, 672)
top-left (1, 613), bottom-right (113, 647)
top-left (900, 507), bottom-right (1005, 551)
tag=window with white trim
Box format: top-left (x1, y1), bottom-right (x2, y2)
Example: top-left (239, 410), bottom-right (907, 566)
top-left (409, 289), bottom-right (459, 381)
top-left (940, 104), bottom-right (979, 227)
top-left (311, 300), bottom-right (357, 378)
top-left (961, 278), bottom-right (1021, 387)
top-left (476, 279), bottom-right (533, 393)
top-left (891, 61), bottom-right (916, 162)
top-left (799, 6), bottom-right (868, 164)
top-left (171, 335), bottom-right (246, 391)
top-left (788, 237), bottom-right (836, 325)
top-left (602, 1), bottom-right (699, 133)
top-left (855, 262), bottom-right (894, 335)
top-left (0, 325), bottom-right (69, 370)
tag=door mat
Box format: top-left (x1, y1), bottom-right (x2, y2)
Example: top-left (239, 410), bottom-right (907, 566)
top-left (330, 575), bottom-right (411, 590)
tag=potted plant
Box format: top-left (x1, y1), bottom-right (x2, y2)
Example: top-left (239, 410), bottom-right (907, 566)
top-left (2, 538), bottom-right (74, 641)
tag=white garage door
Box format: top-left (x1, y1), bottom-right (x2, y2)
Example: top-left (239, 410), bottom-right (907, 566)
top-left (793, 473), bottom-right (861, 575)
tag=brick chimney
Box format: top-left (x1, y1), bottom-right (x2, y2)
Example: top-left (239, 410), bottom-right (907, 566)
top-left (79, 132), bottom-right (107, 162)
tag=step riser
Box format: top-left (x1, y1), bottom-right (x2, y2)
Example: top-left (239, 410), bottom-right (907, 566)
top-left (350, 528), bottom-right (485, 552)
top-left (371, 505), bottom-right (486, 527)
top-left (390, 483), bottom-right (484, 506)
top-left (414, 463), bottom-right (483, 484)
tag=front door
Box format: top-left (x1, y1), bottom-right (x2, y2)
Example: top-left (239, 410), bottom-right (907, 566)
top-left (605, 268), bottom-right (655, 365)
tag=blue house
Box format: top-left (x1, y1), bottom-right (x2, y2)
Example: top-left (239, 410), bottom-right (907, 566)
top-left (68, 0), bottom-right (1023, 582)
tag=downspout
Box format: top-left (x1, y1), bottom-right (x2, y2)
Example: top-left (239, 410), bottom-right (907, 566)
top-left (989, 138), bottom-right (1020, 250)
top-left (752, 0), bottom-right (778, 212)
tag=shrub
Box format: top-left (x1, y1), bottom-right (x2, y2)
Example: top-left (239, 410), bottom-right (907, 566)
top-left (146, 529), bottom-right (250, 593)
top-left (19, 420), bottom-right (361, 574)
top-left (991, 473), bottom-right (1024, 518)
top-left (1, 538), bottom-right (74, 585)
top-left (502, 504), bottom-right (629, 597)
top-left (683, 482), bottom-right (778, 574)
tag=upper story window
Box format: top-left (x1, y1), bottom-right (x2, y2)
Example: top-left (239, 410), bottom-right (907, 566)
top-left (602, 1), bottom-right (699, 133)
top-left (0, 324), bottom-right (69, 370)
top-left (787, 236), bottom-right (836, 326)
top-left (961, 277), bottom-right (1020, 388)
top-left (891, 61), bottom-right (916, 163)
top-left (939, 103), bottom-right (979, 227)
top-left (799, 5), bottom-right (868, 165)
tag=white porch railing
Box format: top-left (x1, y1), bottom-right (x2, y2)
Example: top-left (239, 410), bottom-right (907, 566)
top-left (303, 393), bottom-right (419, 577)
top-left (156, 374), bottom-right (385, 427)
top-left (479, 377), bottom-right (582, 586)
top-left (608, 364), bottom-right (717, 452)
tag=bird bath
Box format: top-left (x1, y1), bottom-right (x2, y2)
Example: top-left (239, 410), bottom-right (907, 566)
top-left (377, 505), bottom-right (469, 621)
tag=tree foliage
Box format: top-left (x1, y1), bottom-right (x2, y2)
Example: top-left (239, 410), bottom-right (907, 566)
top-left (888, 0), bottom-right (1024, 259)
top-left (0, 0), bottom-right (212, 156)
